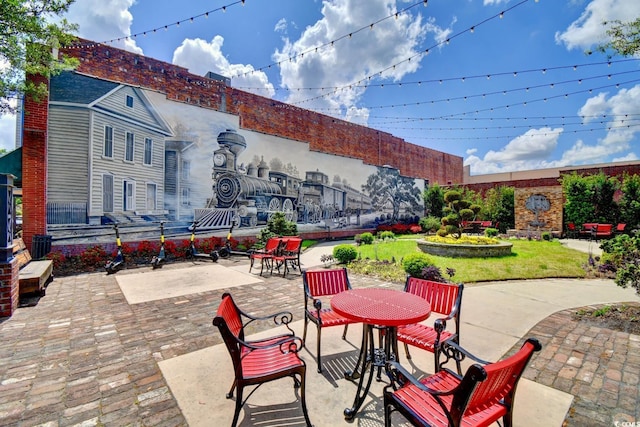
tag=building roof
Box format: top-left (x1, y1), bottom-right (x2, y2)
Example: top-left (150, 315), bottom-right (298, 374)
top-left (50, 72), bottom-right (119, 104)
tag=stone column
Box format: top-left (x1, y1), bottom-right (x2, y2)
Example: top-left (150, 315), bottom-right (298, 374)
top-left (0, 174), bottom-right (18, 317)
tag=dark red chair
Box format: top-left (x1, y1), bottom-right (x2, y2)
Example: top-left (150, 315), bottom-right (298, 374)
top-left (384, 338), bottom-right (542, 427)
top-left (248, 237), bottom-right (281, 275)
top-left (397, 276), bottom-right (464, 373)
top-left (272, 237), bottom-right (303, 277)
top-left (213, 292), bottom-right (312, 427)
top-left (302, 268), bottom-right (357, 372)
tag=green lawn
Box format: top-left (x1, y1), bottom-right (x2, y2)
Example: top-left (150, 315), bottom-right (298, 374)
top-left (351, 239), bottom-right (589, 284)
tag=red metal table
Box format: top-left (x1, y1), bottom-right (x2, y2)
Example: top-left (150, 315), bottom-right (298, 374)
top-left (331, 288), bottom-right (431, 420)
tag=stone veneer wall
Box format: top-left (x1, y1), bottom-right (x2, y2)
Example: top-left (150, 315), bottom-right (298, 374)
top-left (514, 186), bottom-right (564, 233)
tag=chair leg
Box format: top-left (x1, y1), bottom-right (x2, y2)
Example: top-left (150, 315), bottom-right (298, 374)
top-left (231, 384), bottom-right (243, 427)
top-left (302, 316), bottom-right (309, 346)
top-left (403, 342), bottom-right (412, 360)
top-left (342, 324), bottom-right (349, 340)
top-left (297, 370), bottom-right (313, 427)
top-left (316, 326), bottom-right (323, 373)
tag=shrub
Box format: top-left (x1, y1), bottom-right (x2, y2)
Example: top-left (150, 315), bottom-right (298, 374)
top-left (421, 265), bottom-right (446, 282)
top-left (333, 244), bottom-right (358, 264)
top-left (81, 245), bottom-right (109, 268)
top-left (541, 231), bottom-right (552, 241)
top-left (378, 231), bottom-right (395, 241)
top-left (484, 227), bottom-right (499, 238)
top-left (419, 215), bottom-right (441, 233)
top-left (359, 232), bottom-right (374, 245)
top-left (402, 252), bottom-right (435, 278)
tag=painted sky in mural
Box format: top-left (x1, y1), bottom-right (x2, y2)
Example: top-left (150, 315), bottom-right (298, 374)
top-left (143, 89), bottom-right (425, 229)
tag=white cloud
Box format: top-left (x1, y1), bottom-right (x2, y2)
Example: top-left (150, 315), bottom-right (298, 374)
top-left (464, 128), bottom-right (564, 174)
top-left (0, 113), bottom-right (17, 152)
top-left (172, 37), bottom-right (275, 97)
top-left (271, 0), bottom-right (443, 121)
top-left (275, 18), bottom-right (288, 33)
top-left (555, 0), bottom-right (640, 51)
top-left (65, 0), bottom-right (142, 54)
top-left (483, 0), bottom-right (510, 6)
top-left (578, 84), bottom-right (640, 148)
top-left (612, 152), bottom-right (639, 162)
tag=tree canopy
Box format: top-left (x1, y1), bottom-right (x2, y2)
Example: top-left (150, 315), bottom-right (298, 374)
top-left (595, 18), bottom-right (640, 57)
top-left (1, 0), bottom-right (78, 114)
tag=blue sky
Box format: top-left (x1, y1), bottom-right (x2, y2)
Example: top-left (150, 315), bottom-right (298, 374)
top-left (2, 0), bottom-right (639, 175)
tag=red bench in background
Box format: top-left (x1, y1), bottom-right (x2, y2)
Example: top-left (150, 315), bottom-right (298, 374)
top-left (579, 223), bottom-right (613, 240)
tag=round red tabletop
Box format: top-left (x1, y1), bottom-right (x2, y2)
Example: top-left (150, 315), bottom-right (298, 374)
top-left (331, 288), bottom-right (430, 327)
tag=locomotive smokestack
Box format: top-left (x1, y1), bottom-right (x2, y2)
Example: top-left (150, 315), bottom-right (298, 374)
top-left (217, 129), bottom-right (247, 157)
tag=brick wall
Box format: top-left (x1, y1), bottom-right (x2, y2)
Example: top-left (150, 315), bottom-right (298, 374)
top-left (21, 73), bottom-right (49, 251)
top-left (0, 259), bottom-right (20, 317)
top-left (60, 40), bottom-right (463, 185)
top-left (515, 186), bottom-right (564, 233)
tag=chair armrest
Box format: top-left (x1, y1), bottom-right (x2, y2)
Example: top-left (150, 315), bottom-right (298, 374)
top-left (242, 309), bottom-right (295, 335)
top-left (438, 340), bottom-right (491, 370)
top-left (240, 334), bottom-right (304, 354)
top-left (387, 361), bottom-right (457, 397)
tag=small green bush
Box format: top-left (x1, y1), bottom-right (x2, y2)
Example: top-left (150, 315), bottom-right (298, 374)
top-left (402, 252), bottom-right (435, 278)
top-left (359, 232), bottom-right (374, 245)
top-left (378, 230), bottom-right (395, 240)
top-left (541, 231), bottom-right (552, 241)
top-left (484, 227), bottom-right (499, 238)
top-left (419, 215), bottom-right (441, 233)
top-left (333, 244), bottom-right (358, 264)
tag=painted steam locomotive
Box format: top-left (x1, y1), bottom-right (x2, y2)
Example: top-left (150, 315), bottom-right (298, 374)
top-left (193, 129), bottom-right (372, 229)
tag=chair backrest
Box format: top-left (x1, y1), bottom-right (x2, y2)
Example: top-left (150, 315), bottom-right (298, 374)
top-left (283, 238), bottom-right (302, 255)
top-left (617, 223), bottom-right (626, 232)
top-left (212, 293), bottom-right (245, 372)
top-left (266, 237), bottom-right (282, 252)
top-left (404, 276), bottom-right (463, 317)
top-left (451, 338), bottom-right (542, 420)
top-left (303, 268), bottom-right (351, 297)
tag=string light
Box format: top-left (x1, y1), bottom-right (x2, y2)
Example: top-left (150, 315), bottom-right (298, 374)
top-left (69, 0), bottom-right (247, 49)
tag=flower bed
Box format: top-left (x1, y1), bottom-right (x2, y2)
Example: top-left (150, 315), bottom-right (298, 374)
top-left (417, 240), bottom-right (513, 258)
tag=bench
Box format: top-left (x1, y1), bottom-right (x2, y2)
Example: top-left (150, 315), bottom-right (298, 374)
top-left (13, 238), bottom-right (53, 296)
top-left (579, 223), bottom-right (613, 240)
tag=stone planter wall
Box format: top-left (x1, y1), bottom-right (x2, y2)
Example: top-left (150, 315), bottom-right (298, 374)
top-left (417, 240), bottom-right (513, 258)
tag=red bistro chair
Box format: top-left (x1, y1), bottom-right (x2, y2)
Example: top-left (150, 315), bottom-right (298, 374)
top-left (302, 267), bottom-right (357, 372)
top-left (384, 338), bottom-right (542, 427)
top-left (248, 237), bottom-right (282, 275)
top-left (397, 276), bottom-right (464, 374)
top-left (272, 237), bottom-right (303, 277)
top-left (212, 292), bottom-right (312, 427)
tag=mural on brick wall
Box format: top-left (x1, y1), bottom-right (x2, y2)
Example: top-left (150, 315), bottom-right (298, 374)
top-left (143, 90), bottom-right (425, 231)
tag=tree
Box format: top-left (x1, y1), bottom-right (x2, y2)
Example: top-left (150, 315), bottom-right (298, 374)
top-left (423, 183), bottom-right (444, 218)
top-left (561, 171), bottom-right (619, 226)
top-left (362, 167), bottom-right (422, 222)
top-left (1, 1), bottom-right (78, 114)
top-left (438, 190), bottom-right (476, 239)
top-left (483, 186), bottom-right (514, 232)
top-left (595, 18), bottom-right (640, 57)
top-left (619, 173), bottom-right (640, 229)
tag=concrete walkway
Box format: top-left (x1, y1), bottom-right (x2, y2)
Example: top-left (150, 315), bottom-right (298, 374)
top-left (0, 238), bottom-right (635, 426)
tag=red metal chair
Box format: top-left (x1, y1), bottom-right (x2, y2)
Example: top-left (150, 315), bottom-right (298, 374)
top-left (302, 268), bottom-right (357, 372)
top-left (397, 276), bottom-right (464, 373)
top-left (212, 292), bottom-right (312, 427)
top-left (384, 338), bottom-right (542, 427)
top-left (248, 237), bottom-right (281, 275)
top-left (272, 237), bottom-right (303, 277)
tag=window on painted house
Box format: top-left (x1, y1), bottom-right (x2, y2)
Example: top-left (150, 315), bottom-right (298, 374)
top-left (182, 160), bottom-right (190, 180)
top-left (104, 126), bottom-right (113, 157)
top-left (126, 95), bottom-right (134, 108)
top-left (144, 138), bottom-right (153, 165)
top-left (181, 187), bottom-right (190, 207)
top-left (125, 132), bottom-right (134, 162)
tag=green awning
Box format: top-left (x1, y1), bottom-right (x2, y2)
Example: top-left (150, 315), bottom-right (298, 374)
top-left (0, 147), bottom-right (22, 187)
